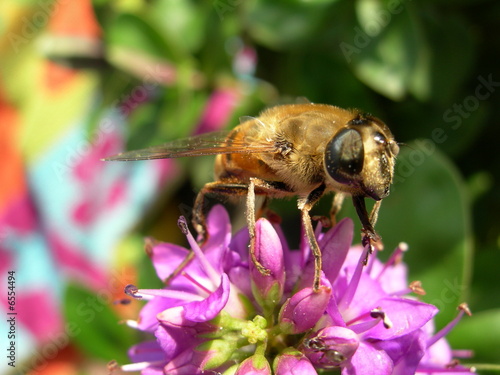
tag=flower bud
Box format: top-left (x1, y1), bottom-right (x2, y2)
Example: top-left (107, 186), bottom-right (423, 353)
top-left (198, 339), bottom-right (237, 370)
top-left (235, 354), bottom-right (272, 375)
top-left (250, 218), bottom-right (285, 311)
top-left (278, 285), bottom-right (331, 334)
top-left (273, 348), bottom-right (317, 375)
top-left (303, 326), bottom-right (359, 368)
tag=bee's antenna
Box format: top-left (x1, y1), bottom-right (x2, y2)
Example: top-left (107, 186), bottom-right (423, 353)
top-left (398, 142), bottom-right (410, 149)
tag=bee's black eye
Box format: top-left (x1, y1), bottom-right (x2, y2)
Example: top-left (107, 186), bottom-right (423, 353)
top-left (325, 128), bottom-right (364, 183)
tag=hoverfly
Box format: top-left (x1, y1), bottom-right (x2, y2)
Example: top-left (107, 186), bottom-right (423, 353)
top-left (104, 103), bottom-right (399, 291)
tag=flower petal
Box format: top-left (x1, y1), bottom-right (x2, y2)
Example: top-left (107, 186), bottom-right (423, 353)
top-left (230, 225), bottom-right (251, 262)
top-left (320, 218), bottom-right (354, 284)
top-left (184, 273), bottom-right (230, 322)
top-left (343, 342), bottom-right (393, 375)
top-left (337, 271), bottom-right (387, 322)
top-left (159, 273), bottom-right (229, 323)
top-left (154, 322), bottom-right (199, 363)
top-left (371, 252), bottom-right (408, 294)
top-left (127, 340), bottom-right (167, 364)
top-left (284, 250), bottom-right (305, 293)
top-left (364, 298), bottom-right (438, 340)
top-left (163, 340), bottom-right (235, 375)
top-left (162, 348), bottom-right (201, 374)
top-left (228, 265), bottom-right (252, 298)
top-left (326, 295), bottom-right (347, 327)
top-left (203, 205), bottom-right (232, 269)
top-left (420, 336), bottom-right (453, 367)
top-left (375, 329), bottom-right (427, 375)
top-left (149, 242), bottom-right (190, 282)
top-left (137, 297), bottom-right (180, 332)
top-left (141, 368), bottom-right (164, 375)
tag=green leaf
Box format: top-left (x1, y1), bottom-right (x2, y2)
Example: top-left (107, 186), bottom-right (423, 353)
top-left (105, 12), bottom-right (184, 64)
top-left (467, 244), bottom-right (500, 329)
top-left (156, 90), bottom-right (208, 141)
top-left (148, 0), bottom-right (208, 53)
top-left (423, 14), bottom-right (475, 106)
top-left (439, 104), bottom-right (489, 156)
top-left (124, 90), bottom-right (207, 151)
top-left (346, 1), bottom-right (428, 100)
top-left (245, 0), bottom-right (336, 49)
top-left (62, 283), bottom-right (136, 363)
top-left (447, 309), bottom-right (500, 363)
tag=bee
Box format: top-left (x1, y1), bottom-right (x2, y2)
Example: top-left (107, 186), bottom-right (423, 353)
top-left (104, 103), bottom-right (399, 291)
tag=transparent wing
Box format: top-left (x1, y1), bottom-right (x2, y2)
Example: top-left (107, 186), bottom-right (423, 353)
top-left (103, 131), bottom-right (277, 161)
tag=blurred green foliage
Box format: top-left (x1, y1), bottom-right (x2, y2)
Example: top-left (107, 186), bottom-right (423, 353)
top-left (49, 0), bottom-right (499, 368)
top-left (63, 283), bottom-right (138, 364)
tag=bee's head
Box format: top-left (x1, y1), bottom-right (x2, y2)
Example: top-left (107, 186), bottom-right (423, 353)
top-left (324, 113), bottom-right (399, 200)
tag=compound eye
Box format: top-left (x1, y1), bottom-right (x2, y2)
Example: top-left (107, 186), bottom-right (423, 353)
top-left (325, 128), bottom-right (364, 184)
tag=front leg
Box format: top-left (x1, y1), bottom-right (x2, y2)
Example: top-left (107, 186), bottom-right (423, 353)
top-left (352, 196), bottom-right (382, 258)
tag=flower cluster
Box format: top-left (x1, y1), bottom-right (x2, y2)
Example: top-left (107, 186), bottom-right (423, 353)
top-left (118, 205), bottom-right (473, 375)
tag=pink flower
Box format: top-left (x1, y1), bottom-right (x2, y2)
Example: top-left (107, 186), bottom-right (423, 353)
top-left (119, 206), bottom-right (473, 375)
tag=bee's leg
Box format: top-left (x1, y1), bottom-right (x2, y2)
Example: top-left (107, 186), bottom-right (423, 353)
top-left (192, 184), bottom-right (210, 240)
top-left (352, 196), bottom-right (382, 262)
top-left (298, 183), bottom-right (326, 292)
top-left (192, 181), bottom-right (248, 240)
top-left (369, 200), bottom-right (382, 229)
top-left (368, 200), bottom-right (383, 251)
top-left (246, 178), bottom-right (293, 276)
top-left (164, 181), bottom-right (248, 286)
top-left (247, 178), bottom-right (267, 276)
top-left (329, 193), bottom-right (346, 227)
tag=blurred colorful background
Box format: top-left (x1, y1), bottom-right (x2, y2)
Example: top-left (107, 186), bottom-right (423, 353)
top-left (1, 0), bottom-right (499, 374)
